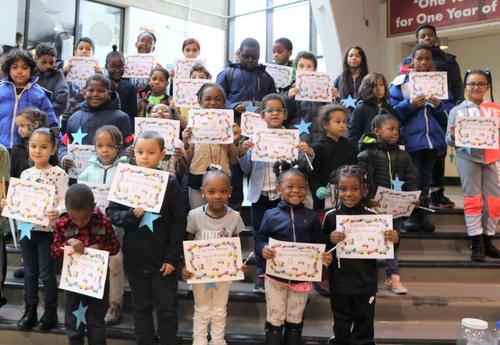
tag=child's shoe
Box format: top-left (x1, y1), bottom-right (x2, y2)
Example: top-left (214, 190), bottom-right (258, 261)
top-left (253, 275), bottom-right (265, 294)
top-left (17, 304), bottom-right (37, 330)
top-left (470, 235), bottom-right (485, 262)
top-left (430, 188), bottom-right (455, 209)
top-left (38, 306), bottom-right (58, 331)
top-left (104, 302), bottom-right (122, 326)
top-left (386, 274), bottom-right (408, 295)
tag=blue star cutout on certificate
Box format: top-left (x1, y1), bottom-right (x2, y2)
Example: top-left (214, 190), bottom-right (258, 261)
top-left (294, 119), bottom-right (312, 135)
top-left (341, 95), bottom-right (357, 108)
top-left (205, 282), bottom-right (218, 292)
top-left (139, 212), bottom-right (161, 232)
top-left (71, 127), bottom-right (88, 145)
top-left (245, 102), bottom-right (257, 113)
top-left (19, 222), bottom-right (35, 240)
top-left (459, 147), bottom-right (472, 155)
top-left (72, 302), bottom-right (88, 328)
top-left (391, 175), bottom-right (405, 192)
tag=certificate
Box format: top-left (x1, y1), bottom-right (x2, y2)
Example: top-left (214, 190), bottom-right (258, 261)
top-left (266, 238), bottom-right (325, 282)
top-left (1, 178), bottom-right (55, 226)
top-left (173, 78), bottom-right (209, 108)
top-left (295, 71), bottom-right (333, 102)
top-left (409, 72), bottom-right (448, 99)
top-left (78, 181), bottom-right (110, 212)
top-left (374, 187), bottom-right (421, 218)
top-left (107, 163), bottom-right (169, 213)
top-left (188, 109), bottom-right (234, 144)
top-left (59, 246), bottom-right (110, 299)
top-left (67, 144), bottom-right (96, 179)
top-left (241, 111), bottom-right (267, 137)
top-left (174, 58), bottom-right (205, 79)
top-left (183, 237), bottom-right (244, 284)
top-left (336, 215), bottom-right (394, 259)
top-left (66, 56), bottom-right (99, 88)
top-left (135, 118), bottom-right (181, 154)
top-left (455, 115), bottom-right (499, 149)
top-left (123, 54), bottom-right (156, 79)
top-left (251, 129), bottom-right (299, 162)
top-left (264, 63), bottom-right (294, 89)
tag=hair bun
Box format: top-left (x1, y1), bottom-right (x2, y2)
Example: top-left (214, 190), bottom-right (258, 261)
top-left (207, 164), bottom-right (223, 172)
top-left (112, 45), bottom-right (117, 52)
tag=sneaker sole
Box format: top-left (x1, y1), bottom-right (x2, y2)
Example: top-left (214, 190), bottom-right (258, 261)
top-left (431, 203), bottom-right (455, 209)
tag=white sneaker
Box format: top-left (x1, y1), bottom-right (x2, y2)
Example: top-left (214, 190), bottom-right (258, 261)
top-left (387, 274), bottom-right (408, 295)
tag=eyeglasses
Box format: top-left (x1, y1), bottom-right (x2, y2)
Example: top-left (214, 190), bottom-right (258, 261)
top-left (263, 108), bottom-right (287, 114)
top-left (466, 82), bottom-right (489, 88)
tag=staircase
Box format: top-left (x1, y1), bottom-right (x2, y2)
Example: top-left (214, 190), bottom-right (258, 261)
top-left (0, 188), bottom-right (498, 345)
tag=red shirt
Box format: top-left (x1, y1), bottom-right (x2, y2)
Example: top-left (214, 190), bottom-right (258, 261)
top-left (51, 207), bottom-right (120, 260)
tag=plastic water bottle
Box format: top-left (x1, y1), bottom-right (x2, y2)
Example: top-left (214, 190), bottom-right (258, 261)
top-left (493, 321), bottom-right (500, 345)
top-left (456, 318), bottom-right (493, 345)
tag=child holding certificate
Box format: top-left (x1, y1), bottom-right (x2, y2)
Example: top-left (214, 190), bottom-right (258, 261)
top-left (255, 161), bottom-right (332, 345)
top-left (182, 166), bottom-right (245, 345)
top-left (447, 69), bottom-right (500, 262)
top-left (106, 131), bottom-right (187, 345)
top-left (357, 114), bottom-right (419, 294)
top-left (137, 67), bottom-right (171, 117)
top-left (51, 184), bottom-right (120, 344)
top-left (323, 165), bottom-right (399, 345)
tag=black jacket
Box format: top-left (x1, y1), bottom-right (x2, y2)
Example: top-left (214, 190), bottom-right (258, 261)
top-left (357, 133), bottom-right (418, 200)
top-left (348, 100), bottom-right (397, 144)
top-left (10, 139), bottom-right (30, 178)
top-left (106, 176), bottom-right (187, 273)
top-left (323, 204), bottom-right (378, 295)
top-left (34, 60), bottom-right (69, 116)
top-left (310, 135), bottom-right (358, 209)
top-left (111, 79), bottom-right (137, 127)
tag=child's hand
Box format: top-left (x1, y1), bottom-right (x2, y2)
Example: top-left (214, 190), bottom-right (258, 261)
top-left (160, 263), bottom-right (176, 276)
top-left (173, 147), bottom-right (184, 160)
top-left (330, 231), bottom-right (346, 244)
top-left (62, 156), bottom-right (75, 169)
top-left (46, 209), bottom-right (59, 220)
top-left (235, 103), bottom-right (246, 114)
top-left (63, 63), bottom-right (72, 74)
top-left (181, 266), bottom-right (193, 280)
top-left (411, 95), bottom-right (426, 108)
top-left (332, 86), bottom-right (340, 99)
top-left (182, 127), bottom-right (192, 148)
top-left (298, 142), bottom-right (313, 156)
top-left (169, 69), bottom-right (175, 79)
top-left (0, 199), bottom-right (6, 210)
top-left (94, 65), bottom-right (104, 74)
top-left (67, 238), bottom-right (84, 254)
top-left (133, 207), bottom-right (145, 218)
top-left (428, 95), bottom-right (441, 108)
top-left (240, 264), bottom-right (248, 273)
top-left (366, 199), bottom-right (380, 208)
top-left (384, 230), bottom-right (399, 244)
top-left (411, 199), bottom-right (420, 206)
top-left (449, 124), bottom-right (456, 139)
top-left (261, 246), bottom-right (276, 260)
top-left (288, 87), bottom-right (299, 99)
top-left (322, 252), bottom-right (333, 266)
top-left (239, 140), bottom-right (254, 156)
top-left (233, 123), bottom-right (242, 145)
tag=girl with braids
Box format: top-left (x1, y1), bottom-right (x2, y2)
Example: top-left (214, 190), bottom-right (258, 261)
top-left (447, 69), bottom-right (500, 262)
top-left (255, 160), bottom-right (332, 345)
top-left (323, 164), bottom-right (399, 345)
top-left (333, 46), bottom-right (369, 105)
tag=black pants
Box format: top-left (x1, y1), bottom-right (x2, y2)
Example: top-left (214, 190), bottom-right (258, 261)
top-left (64, 283), bottom-right (109, 345)
top-left (408, 149), bottom-right (437, 197)
top-left (431, 150), bottom-right (446, 188)
top-left (128, 270), bottom-right (178, 345)
top-left (329, 292), bottom-right (376, 345)
top-left (229, 163), bottom-right (244, 211)
top-left (251, 195), bottom-right (279, 276)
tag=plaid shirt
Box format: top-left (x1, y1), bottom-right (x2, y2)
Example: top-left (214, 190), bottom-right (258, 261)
top-left (51, 207), bottom-right (120, 260)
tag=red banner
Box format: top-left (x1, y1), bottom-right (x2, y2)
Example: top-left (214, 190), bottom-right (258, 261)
top-left (388, 0), bottom-right (500, 37)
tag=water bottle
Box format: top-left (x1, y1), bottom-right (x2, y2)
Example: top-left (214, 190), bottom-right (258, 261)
top-left (493, 321), bottom-right (500, 345)
top-left (456, 318), bottom-right (493, 345)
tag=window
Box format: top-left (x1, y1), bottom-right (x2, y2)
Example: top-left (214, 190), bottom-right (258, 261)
top-left (233, 12), bottom-right (267, 60)
top-left (272, 1), bottom-right (310, 60)
top-left (0, 0), bottom-right (26, 52)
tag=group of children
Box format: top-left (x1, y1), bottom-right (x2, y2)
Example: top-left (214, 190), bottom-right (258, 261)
top-left (0, 21), bottom-right (498, 345)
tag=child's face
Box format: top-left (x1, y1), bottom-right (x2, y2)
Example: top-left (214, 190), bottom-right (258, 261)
top-left (136, 34), bottom-right (155, 54)
top-left (272, 42), bottom-right (292, 65)
top-left (338, 175), bottom-right (363, 208)
top-left (239, 46), bottom-right (260, 70)
top-left (347, 48), bottom-right (362, 69)
top-left (417, 28), bottom-right (438, 47)
top-left (84, 80), bottom-right (110, 108)
top-left (29, 133), bottom-right (56, 167)
top-left (190, 70), bottom-right (209, 79)
top-left (95, 131), bottom-right (119, 166)
top-left (149, 71), bottom-right (168, 95)
top-left (150, 104), bottom-right (172, 119)
top-left (134, 138), bottom-right (165, 169)
top-left (278, 173), bottom-right (307, 206)
top-left (323, 111), bottom-right (347, 139)
top-left (16, 116), bottom-right (35, 138)
top-left (10, 59), bottom-right (31, 87)
top-left (183, 43), bottom-right (200, 58)
top-left (373, 79), bottom-right (386, 102)
top-left (413, 49), bottom-right (433, 72)
top-left (106, 56), bottom-right (125, 82)
top-left (75, 41), bottom-right (93, 57)
top-left (68, 208), bottom-right (93, 228)
top-left (375, 118), bottom-right (400, 145)
top-left (201, 175), bottom-right (232, 212)
top-left (465, 73), bottom-right (490, 104)
top-left (36, 54), bottom-right (56, 74)
top-left (296, 58), bottom-right (315, 72)
top-left (200, 86), bottom-right (225, 109)
top-left (262, 99), bottom-right (287, 128)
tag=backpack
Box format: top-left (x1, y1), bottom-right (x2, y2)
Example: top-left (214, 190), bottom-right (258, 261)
top-left (223, 66), bottom-right (235, 96)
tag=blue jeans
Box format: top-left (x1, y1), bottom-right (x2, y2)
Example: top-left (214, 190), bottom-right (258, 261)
top-left (20, 231), bottom-right (58, 307)
top-left (385, 219), bottom-right (403, 278)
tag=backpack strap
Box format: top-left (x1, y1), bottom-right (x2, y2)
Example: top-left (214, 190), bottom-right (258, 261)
top-left (224, 66), bottom-right (235, 96)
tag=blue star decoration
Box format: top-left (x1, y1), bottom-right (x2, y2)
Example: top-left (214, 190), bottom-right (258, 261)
top-left (139, 212), bottom-right (161, 232)
top-left (458, 147), bottom-right (472, 155)
top-left (205, 282), bottom-right (218, 292)
top-left (73, 302), bottom-right (88, 328)
top-left (71, 127), bottom-right (88, 145)
top-left (294, 119), bottom-right (312, 135)
top-left (449, 150), bottom-right (455, 164)
top-left (245, 102), bottom-right (257, 113)
top-left (19, 222), bottom-right (35, 240)
top-left (341, 95), bottom-right (357, 108)
top-left (391, 175), bottom-right (405, 192)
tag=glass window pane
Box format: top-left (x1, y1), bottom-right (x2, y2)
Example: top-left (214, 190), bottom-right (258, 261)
top-left (234, 0), bottom-right (267, 15)
top-left (233, 13), bottom-right (267, 62)
top-left (0, 0), bottom-right (26, 52)
top-left (272, 2), bottom-right (310, 61)
top-left (79, 0), bottom-right (123, 65)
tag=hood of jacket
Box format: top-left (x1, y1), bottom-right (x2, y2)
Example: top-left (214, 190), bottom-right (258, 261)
top-left (359, 132), bottom-right (399, 153)
top-left (80, 91), bottom-right (121, 112)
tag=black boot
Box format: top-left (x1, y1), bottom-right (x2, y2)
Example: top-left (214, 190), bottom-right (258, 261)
top-left (265, 322), bottom-right (283, 345)
top-left (38, 306), bottom-right (58, 331)
top-left (484, 235), bottom-right (500, 258)
top-left (471, 235), bottom-right (485, 262)
top-left (17, 304), bottom-right (37, 330)
top-left (402, 216), bottom-right (420, 232)
top-left (284, 321), bottom-right (303, 345)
